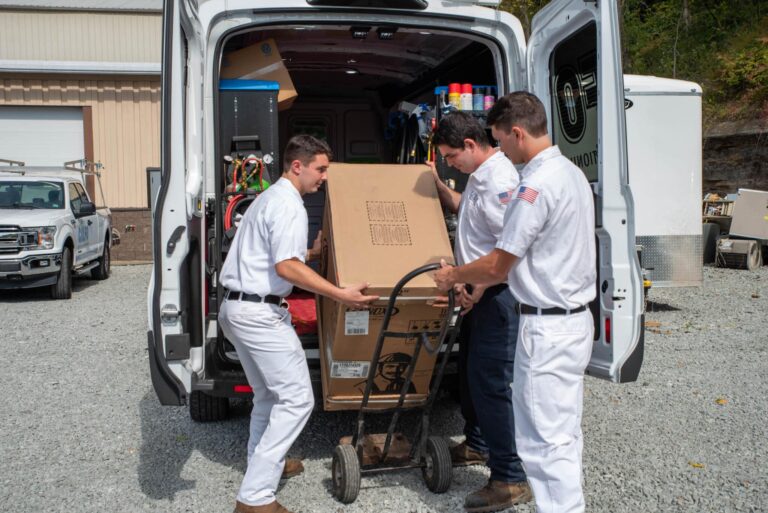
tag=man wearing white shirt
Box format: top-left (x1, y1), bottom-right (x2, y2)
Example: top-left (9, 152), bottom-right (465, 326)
top-left (219, 135), bottom-right (377, 513)
top-left (429, 112), bottom-right (530, 512)
top-left (434, 93), bottom-right (597, 513)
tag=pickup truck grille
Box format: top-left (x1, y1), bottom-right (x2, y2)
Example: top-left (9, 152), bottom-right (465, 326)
top-left (0, 225), bottom-right (37, 255)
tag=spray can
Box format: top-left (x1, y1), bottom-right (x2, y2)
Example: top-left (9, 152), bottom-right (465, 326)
top-left (483, 87), bottom-right (495, 111)
top-left (472, 87), bottom-right (484, 111)
top-left (460, 83), bottom-right (473, 110)
top-left (448, 83), bottom-right (461, 110)
top-left (434, 85), bottom-right (449, 111)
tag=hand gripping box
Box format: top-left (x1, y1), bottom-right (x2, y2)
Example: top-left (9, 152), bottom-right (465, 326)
top-left (318, 164), bottom-right (454, 411)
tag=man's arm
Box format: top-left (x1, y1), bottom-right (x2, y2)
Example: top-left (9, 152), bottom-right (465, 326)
top-left (433, 248), bottom-right (517, 292)
top-left (427, 161), bottom-right (461, 214)
top-left (275, 258), bottom-right (377, 308)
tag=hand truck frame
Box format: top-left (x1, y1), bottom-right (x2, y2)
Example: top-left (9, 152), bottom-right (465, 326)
top-left (331, 263), bottom-right (464, 503)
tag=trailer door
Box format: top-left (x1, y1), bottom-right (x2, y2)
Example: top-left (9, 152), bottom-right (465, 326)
top-left (527, 0), bottom-right (644, 382)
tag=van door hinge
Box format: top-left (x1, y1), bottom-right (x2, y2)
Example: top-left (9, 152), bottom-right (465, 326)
top-left (161, 304), bottom-right (181, 323)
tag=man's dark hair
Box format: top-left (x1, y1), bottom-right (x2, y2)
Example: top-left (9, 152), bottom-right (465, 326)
top-left (432, 111), bottom-right (490, 149)
top-left (486, 91), bottom-right (548, 137)
top-left (283, 134), bottom-right (333, 172)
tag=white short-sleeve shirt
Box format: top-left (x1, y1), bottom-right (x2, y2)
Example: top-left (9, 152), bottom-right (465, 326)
top-left (455, 150), bottom-right (519, 266)
top-left (220, 177), bottom-right (308, 297)
top-left (496, 146), bottom-right (596, 309)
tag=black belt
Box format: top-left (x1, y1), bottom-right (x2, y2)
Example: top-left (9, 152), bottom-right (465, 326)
top-left (224, 289), bottom-right (282, 305)
top-left (516, 303), bottom-right (587, 315)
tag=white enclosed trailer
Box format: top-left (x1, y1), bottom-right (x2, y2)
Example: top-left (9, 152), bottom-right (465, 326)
top-left (624, 75), bottom-right (703, 287)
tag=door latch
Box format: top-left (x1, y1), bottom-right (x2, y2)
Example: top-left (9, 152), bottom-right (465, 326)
top-left (160, 304), bottom-right (180, 323)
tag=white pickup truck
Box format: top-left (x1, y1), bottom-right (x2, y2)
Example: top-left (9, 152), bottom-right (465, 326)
top-left (0, 159), bottom-right (116, 299)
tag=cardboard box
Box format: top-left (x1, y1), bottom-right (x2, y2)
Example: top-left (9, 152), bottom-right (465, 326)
top-left (318, 163), bottom-right (454, 411)
top-left (220, 38), bottom-right (297, 110)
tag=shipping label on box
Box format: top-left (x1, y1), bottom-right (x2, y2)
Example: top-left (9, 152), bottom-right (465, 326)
top-left (330, 360), bottom-right (370, 379)
top-left (344, 310), bottom-right (369, 336)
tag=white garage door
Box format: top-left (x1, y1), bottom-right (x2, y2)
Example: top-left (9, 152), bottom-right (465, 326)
top-left (0, 106), bottom-right (85, 166)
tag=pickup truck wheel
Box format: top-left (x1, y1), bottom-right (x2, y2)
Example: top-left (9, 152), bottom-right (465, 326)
top-left (92, 237), bottom-right (111, 280)
top-left (50, 247), bottom-right (72, 300)
top-left (189, 391), bottom-right (230, 422)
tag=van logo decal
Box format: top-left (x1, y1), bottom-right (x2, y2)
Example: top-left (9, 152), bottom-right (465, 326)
top-left (554, 67), bottom-right (588, 144)
top-left (624, 98), bottom-right (634, 110)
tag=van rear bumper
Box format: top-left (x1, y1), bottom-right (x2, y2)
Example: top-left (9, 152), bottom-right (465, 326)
top-left (193, 352), bottom-right (459, 400)
top-left (191, 365), bottom-right (323, 399)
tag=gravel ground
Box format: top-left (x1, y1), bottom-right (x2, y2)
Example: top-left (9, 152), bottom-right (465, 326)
top-left (0, 264), bottom-right (765, 512)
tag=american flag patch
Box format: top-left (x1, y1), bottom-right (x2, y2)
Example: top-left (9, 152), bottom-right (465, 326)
top-left (498, 190), bottom-right (513, 204)
top-left (516, 186), bottom-right (539, 204)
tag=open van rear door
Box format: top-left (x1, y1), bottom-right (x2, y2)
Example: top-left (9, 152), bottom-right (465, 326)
top-left (148, 0), bottom-right (204, 405)
top-left (527, 0), bottom-right (644, 382)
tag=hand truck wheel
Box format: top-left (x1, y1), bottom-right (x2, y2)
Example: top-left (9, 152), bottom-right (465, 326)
top-left (422, 436), bottom-right (452, 493)
top-left (332, 444), bottom-right (361, 504)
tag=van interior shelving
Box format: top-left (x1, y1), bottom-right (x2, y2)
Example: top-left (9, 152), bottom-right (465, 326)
top-left (208, 25), bottom-right (500, 381)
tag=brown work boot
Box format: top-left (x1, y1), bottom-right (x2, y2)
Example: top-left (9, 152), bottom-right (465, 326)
top-left (281, 458), bottom-right (304, 479)
top-left (450, 441), bottom-right (489, 466)
top-left (464, 480), bottom-right (533, 513)
top-left (233, 500), bottom-right (293, 513)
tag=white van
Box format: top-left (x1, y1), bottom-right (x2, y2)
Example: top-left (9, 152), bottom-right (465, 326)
top-left (148, 0), bottom-right (645, 420)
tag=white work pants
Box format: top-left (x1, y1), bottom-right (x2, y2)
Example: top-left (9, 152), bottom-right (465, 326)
top-left (218, 299), bottom-right (314, 506)
top-left (512, 310), bottom-right (593, 513)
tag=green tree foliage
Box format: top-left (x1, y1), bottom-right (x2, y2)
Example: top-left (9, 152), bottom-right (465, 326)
top-left (499, 0), bottom-right (550, 37)
top-left (622, 0), bottom-right (767, 121)
top-left (499, 0), bottom-right (768, 122)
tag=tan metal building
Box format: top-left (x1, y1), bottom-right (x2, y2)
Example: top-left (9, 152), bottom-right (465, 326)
top-left (0, 0), bottom-right (163, 259)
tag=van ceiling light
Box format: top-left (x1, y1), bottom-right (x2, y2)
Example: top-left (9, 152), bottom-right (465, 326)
top-left (350, 26), bottom-right (371, 39)
top-left (345, 69), bottom-right (359, 75)
top-left (377, 26), bottom-right (398, 40)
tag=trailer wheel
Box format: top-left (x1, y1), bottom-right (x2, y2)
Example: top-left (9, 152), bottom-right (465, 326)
top-left (422, 436), bottom-right (452, 493)
top-left (332, 444), bottom-right (360, 504)
top-left (702, 223), bottom-right (720, 264)
top-left (189, 391), bottom-right (230, 422)
top-left (50, 246), bottom-right (72, 300)
top-left (747, 243), bottom-right (762, 271)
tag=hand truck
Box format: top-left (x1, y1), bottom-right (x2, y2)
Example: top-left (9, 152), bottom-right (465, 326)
top-left (331, 263), bottom-right (464, 503)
